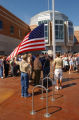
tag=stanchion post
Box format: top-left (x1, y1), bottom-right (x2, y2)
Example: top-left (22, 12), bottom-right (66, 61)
top-left (40, 75), bottom-right (55, 101)
top-left (40, 78), bottom-right (44, 100)
top-left (40, 77), bottom-right (48, 100)
top-left (47, 77), bottom-right (49, 90)
top-left (44, 89), bottom-right (51, 118)
top-left (40, 77), bottom-right (49, 100)
top-left (30, 91), bottom-right (36, 115)
top-left (47, 73), bottom-right (55, 101)
top-left (51, 72), bottom-right (55, 101)
top-left (30, 85), bottom-right (51, 118)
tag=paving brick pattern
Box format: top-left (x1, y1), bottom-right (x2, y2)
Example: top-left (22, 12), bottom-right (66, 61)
top-left (0, 71), bottom-right (79, 120)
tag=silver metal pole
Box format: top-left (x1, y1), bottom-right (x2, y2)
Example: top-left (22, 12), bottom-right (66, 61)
top-left (30, 85), bottom-right (51, 117)
top-left (40, 77), bottom-right (48, 100)
top-left (44, 89), bottom-right (51, 118)
top-left (41, 76), bottom-right (55, 101)
top-left (47, 73), bottom-right (55, 101)
top-left (52, 0), bottom-right (56, 60)
top-left (51, 73), bottom-right (55, 101)
top-left (47, 77), bottom-right (49, 90)
top-left (40, 77), bottom-right (44, 100)
top-left (48, 0), bottom-right (49, 10)
top-left (30, 91), bottom-right (36, 115)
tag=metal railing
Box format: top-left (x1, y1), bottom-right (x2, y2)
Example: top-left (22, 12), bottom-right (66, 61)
top-left (30, 85), bottom-right (51, 118)
top-left (40, 76), bottom-right (55, 101)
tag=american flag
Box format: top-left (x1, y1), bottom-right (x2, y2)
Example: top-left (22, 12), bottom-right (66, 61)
top-left (18, 23), bottom-right (46, 54)
top-left (6, 24), bottom-right (46, 60)
top-left (6, 45), bottom-right (20, 61)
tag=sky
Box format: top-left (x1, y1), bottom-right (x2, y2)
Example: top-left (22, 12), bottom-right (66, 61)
top-left (0, 0), bottom-right (79, 26)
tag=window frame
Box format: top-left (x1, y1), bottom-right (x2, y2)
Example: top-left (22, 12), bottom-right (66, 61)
top-left (10, 26), bottom-right (14, 34)
top-left (0, 20), bottom-right (3, 30)
top-left (55, 19), bottom-right (64, 42)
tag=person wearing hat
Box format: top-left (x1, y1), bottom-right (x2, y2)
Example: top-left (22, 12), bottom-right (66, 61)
top-left (15, 54), bottom-right (31, 97)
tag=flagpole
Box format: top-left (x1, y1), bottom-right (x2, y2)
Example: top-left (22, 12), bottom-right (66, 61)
top-left (52, 0), bottom-right (55, 60)
top-left (48, 0), bottom-right (49, 10)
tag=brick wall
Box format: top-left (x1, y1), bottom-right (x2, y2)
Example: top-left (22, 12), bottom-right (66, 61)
top-left (74, 31), bottom-right (79, 43)
top-left (0, 5), bottom-right (31, 55)
top-left (0, 5), bottom-right (31, 40)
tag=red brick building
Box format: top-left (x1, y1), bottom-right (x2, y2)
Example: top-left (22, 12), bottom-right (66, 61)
top-left (74, 26), bottom-right (79, 43)
top-left (0, 5), bottom-right (31, 55)
top-left (72, 26), bottom-right (79, 52)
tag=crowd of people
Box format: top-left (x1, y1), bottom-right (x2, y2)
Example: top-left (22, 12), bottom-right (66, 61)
top-left (0, 52), bottom-right (79, 97)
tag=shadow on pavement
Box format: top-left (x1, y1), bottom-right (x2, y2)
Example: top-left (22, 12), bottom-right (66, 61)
top-left (35, 105), bottom-right (62, 115)
top-left (63, 77), bottom-right (79, 82)
top-left (32, 87), bottom-right (53, 96)
top-left (50, 106), bottom-right (62, 114)
top-left (63, 82), bottom-right (76, 89)
top-left (48, 93), bottom-right (63, 100)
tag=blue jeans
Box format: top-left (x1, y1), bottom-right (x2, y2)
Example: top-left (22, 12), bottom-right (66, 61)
top-left (0, 66), bottom-right (3, 78)
top-left (21, 72), bottom-right (29, 97)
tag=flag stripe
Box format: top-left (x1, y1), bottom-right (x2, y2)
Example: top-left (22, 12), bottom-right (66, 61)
top-left (20, 41), bottom-right (45, 49)
top-left (19, 44), bottom-right (45, 50)
top-left (21, 41), bottom-right (45, 47)
top-left (18, 46), bottom-right (45, 54)
top-left (18, 39), bottom-right (45, 54)
top-left (21, 38), bottom-right (44, 45)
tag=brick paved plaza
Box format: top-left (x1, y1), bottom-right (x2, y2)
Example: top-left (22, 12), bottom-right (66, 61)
top-left (0, 71), bottom-right (79, 120)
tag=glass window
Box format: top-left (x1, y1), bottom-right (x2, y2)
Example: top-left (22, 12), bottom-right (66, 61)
top-left (45, 32), bottom-right (48, 37)
top-left (10, 26), bottom-right (14, 34)
top-left (56, 46), bottom-right (62, 52)
top-left (45, 25), bottom-right (48, 31)
top-left (0, 20), bottom-right (3, 29)
top-left (38, 20), bottom-right (48, 25)
top-left (55, 25), bottom-right (58, 30)
top-left (68, 21), bottom-right (73, 41)
top-left (38, 20), bottom-right (49, 43)
top-left (69, 27), bottom-right (73, 40)
top-left (44, 24), bottom-right (48, 42)
top-left (55, 31), bottom-right (58, 39)
top-left (60, 20), bottom-right (63, 24)
top-left (55, 20), bottom-right (63, 24)
top-left (44, 20), bottom-right (48, 24)
top-left (55, 20), bottom-right (64, 40)
top-left (55, 20), bottom-right (59, 24)
top-left (59, 26), bottom-right (64, 39)
top-left (38, 21), bottom-right (41, 25)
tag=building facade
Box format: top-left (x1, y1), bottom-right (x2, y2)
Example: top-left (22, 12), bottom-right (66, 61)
top-left (74, 26), bottom-right (79, 43)
top-left (72, 26), bottom-right (79, 52)
top-left (30, 10), bottom-right (74, 53)
top-left (0, 5), bottom-right (31, 55)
